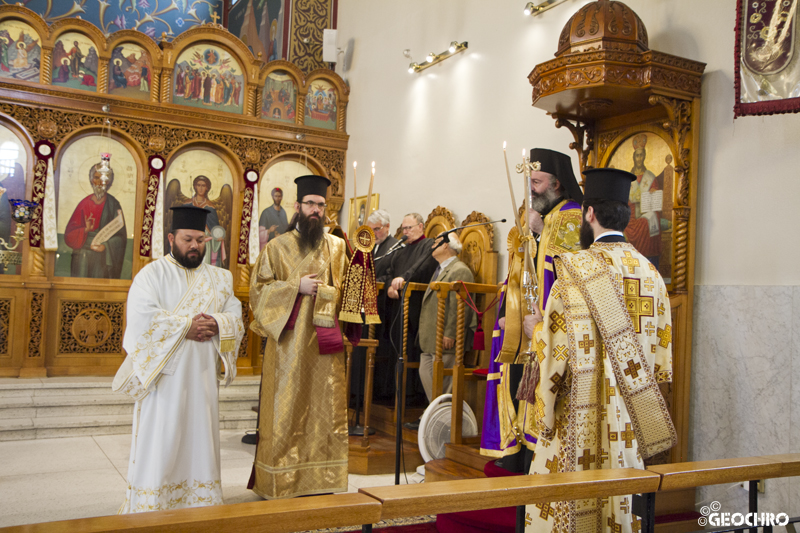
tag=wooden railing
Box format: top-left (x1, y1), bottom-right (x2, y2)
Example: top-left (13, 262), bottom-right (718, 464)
top-left (7, 454), bottom-right (799, 533)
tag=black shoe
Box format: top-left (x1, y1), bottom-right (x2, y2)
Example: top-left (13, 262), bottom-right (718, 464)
top-left (242, 432), bottom-right (258, 445)
top-left (403, 419), bottom-right (421, 431)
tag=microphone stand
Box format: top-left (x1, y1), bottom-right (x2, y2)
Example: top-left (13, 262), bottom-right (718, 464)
top-left (394, 281), bottom-right (410, 485)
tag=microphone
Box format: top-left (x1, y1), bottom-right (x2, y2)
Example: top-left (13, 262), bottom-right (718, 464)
top-left (375, 235), bottom-right (407, 261)
top-left (432, 219), bottom-right (507, 250)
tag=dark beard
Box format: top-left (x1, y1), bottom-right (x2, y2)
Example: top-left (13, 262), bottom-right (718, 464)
top-left (579, 217), bottom-right (594, 250)
top-left (530, 186), bottom-right (562, 216)
top-left (297, 210), bottom-right (324, 251)
top-left (173, 245), bottom-right (204, 269)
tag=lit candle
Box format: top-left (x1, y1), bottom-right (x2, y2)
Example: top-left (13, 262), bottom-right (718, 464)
top-left (503, 142), bottom-right (522, 233)
top-left (367, 161), bottom-right (375, 215)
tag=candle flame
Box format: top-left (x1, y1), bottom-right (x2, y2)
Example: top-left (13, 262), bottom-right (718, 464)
top-left (353, 161), bottom-right (357, 168)
top-left (503, 141), bottom-right (507, 150)
top-left (522, 148), bottom-right (526, 157)
top-left (371, 161), bottom-right (375, 168)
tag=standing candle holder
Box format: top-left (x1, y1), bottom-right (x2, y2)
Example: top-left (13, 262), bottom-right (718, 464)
top-left (0, 198), bottom-right (36, 272)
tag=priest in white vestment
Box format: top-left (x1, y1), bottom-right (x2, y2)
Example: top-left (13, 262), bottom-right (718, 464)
top-left (114, 205), bottom-right (244, 513)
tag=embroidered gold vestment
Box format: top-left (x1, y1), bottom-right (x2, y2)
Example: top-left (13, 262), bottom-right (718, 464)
top-left (523, 242), bottom-right (674, 533)
top-left (249, 230), bottom-right (348, 499)
top-left (482, 199), bottom-right (582, 456)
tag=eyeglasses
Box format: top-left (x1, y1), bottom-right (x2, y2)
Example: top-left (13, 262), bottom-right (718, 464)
top-left (300, 201), bottom-right (327, 210)
top-left (368, 227), bottom-right (383, 232)
top-left (400, 225), bottom-right (420, 232)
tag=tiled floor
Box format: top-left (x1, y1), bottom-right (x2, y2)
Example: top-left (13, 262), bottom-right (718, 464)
top-left (0, 430), bottom-right (423, 528)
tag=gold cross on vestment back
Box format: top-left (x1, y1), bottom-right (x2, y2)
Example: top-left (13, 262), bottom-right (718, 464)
top-left (623, 359), bottom-right (642, 379)
top-left (621, 423), bottom-right (636, 448)
top-left (578, 334), bottom-right (595, 354)
top-left (624, 278), bottom-right (654, 333)
top-left (578, 448), bottom-right (596, 469)
top-left (621, 251), bottom-right (640, 274)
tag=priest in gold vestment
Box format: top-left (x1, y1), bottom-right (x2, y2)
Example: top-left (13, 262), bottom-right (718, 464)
top-left (522, 168), bottom-right (676, 533)
top-left (249, 175), bottom-right (349, 499)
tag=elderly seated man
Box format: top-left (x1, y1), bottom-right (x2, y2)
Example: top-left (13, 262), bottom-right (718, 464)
top-left (367, 209), bottom-right (398, 280)
top-left (405, 233), bottom-right (477, 429)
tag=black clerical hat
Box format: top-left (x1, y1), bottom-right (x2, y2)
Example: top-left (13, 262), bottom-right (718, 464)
top-left (170, 206), bottom-right (208, 232)
top-left (582, 168), bottom-right (636, 204)
top-left (529, 148), bottom-right (584, 203)
top-left (295, 175), bottom-right (331, 201)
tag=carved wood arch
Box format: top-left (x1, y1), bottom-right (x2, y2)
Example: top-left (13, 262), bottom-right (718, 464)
top-left (258, 60), bottom-right (306, 123)
top-left (0, 5), bottom-right (50, 84)
top-left (424, 206), bottom-right (458, 240)
top-left (104, 30), bottom-right (164, 103)
top-left (304, 68), bottom-right (350, 132)
top-left (52, 124), bottom-right (148, 284)
top-left (458, 211), bottom-right (498, 286)
top-left (163, 25), bottom-right (263, 84)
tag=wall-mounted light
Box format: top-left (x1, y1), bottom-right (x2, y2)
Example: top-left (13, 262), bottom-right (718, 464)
top-left (408, 41), bottom-right (468, 74)
top-left (523, 0), bottom-right (569, 16)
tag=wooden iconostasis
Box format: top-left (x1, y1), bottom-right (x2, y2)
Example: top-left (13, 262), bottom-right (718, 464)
top-left (0, 6), bottom-right (349, 378)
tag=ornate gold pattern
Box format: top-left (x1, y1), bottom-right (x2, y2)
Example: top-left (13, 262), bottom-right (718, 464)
top-left (71, 308), bottom-right (112, 348)
top-left (28, 156), bottom-right (47, 248)
top-left (0, 298), bottom-right (10, 356)
top-left (59, 301), bottom-right (124, 354)
top-left (238, 187), bottom-right (254, 266)
top-left (27, 292), bottom-right (44, 358)
top-left (238, 306), bottom-right (250, 359)
top-left (37, 120), bottom-right (58, 139)
top-left (649, 95), bottom-right (692, 207)
top-left (139, 173), bottom-right (160, 257)
top-left (460, 211), bottom-right (495, 248)
top-left (425, 206), bottom-right (458, 234)
top-left (289, 0), bottom-right (331, 73)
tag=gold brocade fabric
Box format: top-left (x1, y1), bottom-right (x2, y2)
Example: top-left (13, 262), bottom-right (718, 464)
top-left (523, 243), bottom-right (673, 533)
top-left (249, 231), bottom-right (349, 499)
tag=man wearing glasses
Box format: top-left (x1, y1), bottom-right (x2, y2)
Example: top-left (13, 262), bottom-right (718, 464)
top-left (376, 213), bottom-right (438, 404)
top-left (366, 209), bottom-right (398, 280)
top-left (248, 174), bottom-right (349, 499)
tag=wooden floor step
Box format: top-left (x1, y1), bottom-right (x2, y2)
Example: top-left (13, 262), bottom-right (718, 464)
top-left (445, 443), bottom-right (492, 472)
top-left (423, 458), bottom-right (486, 483)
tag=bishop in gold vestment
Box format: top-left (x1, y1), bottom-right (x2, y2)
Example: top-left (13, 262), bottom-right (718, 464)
top-left (522, 169), bottom-right (676, 533)
top-left (249, 175), bottom-right (349, 499)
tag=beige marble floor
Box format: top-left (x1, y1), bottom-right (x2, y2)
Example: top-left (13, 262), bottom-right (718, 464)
top-left (0, 430), bottom-right (423, 528)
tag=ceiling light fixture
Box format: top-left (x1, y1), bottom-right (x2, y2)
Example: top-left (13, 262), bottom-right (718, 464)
top-left (408, 41), bottom-right (468, 74)
top-left (523, 0), bottom-right (569, 16)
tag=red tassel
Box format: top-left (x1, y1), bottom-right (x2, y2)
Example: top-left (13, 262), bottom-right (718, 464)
top-left (472, 311), bottom-right (485, 350)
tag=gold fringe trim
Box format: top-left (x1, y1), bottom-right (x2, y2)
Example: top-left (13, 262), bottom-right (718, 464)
top-left (338, 311), bottom-right (362, 323)
top-left (313, 316), bottom-right (336, 328)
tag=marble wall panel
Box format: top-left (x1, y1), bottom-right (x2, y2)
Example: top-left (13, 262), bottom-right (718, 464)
top-left (691, 285), bottom-right (798, 515)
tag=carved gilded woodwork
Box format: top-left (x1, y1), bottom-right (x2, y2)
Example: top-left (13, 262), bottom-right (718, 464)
top-left (288, 0), bottom-right (333, 74)
top-left (58, 300), bottom-right (124, 355)
top-left (529, 0), bottom-right (702, 492)
top-left (27, 292), bottom-right (44, 358)
top-left (424, 206), bottom-right (458, 240)
top-left (0, 298), bottom-right (10, 355)
top-left (0, 12), bottom-right (349, 377)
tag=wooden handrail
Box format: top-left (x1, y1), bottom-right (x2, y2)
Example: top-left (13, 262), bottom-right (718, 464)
top-left (647, 456), bottom-right (783, 491)
top-left (766, 453), bottom-right (800, 478)
top-left (359, 468), bottom-right (661, 520)
top-left (0, 493), bottom-right (381, 533)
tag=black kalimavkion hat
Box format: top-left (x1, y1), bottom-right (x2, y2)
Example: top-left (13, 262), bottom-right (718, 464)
top-left (294, 174), bottom-right (331, 201)
top-left (170, 205), bottom-right (209, 232)
top-left (582, 167), bottom-right (637, 204)
top-left (528, 148), bottom-right (584, 203)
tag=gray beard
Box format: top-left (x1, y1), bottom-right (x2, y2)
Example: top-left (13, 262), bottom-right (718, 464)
top-left (530, 187), bottom-right (562, 215)
top-left (92, 187), bottom-right (106, 201)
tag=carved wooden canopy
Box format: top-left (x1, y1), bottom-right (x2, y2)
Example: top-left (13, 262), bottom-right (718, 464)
top-left (529, 0), bottom-right (705, 120)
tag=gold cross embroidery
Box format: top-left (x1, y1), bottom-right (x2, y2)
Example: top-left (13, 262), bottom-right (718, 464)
top-left (620, 497), bottom-right (630, 513)
top-left (658, 301), bottom-right (666, 316)
top-left (604, 378), bottom-right (616, 404)
top-left (621, 423), bottom-right (636, 448)
top-left (525, 512), bottom-right (533, 526)
top-left (578, 334), bottom-right (595, 354)
top-left (624, 278), bottom-right (654, 333)
top-left (550, 372), bottom-right (564, 394)
top-left (608, 514), bottom-right (623, 533)
top-left (549, 311), bottom-right (567, 333)
top-left (657, 325), bottom-right (672, 348)
top-left (554, 345), bottom-right (568, 361)
top-left (621, 251), bottom-right (640, 274)
top-left (608, 423), bottom-right (618, 442)
top-left (644, 321), bottom-right (656, 336)
top-left (545, 455), bottom-right (560, 474)
top-left (632, 515), bottom-right (642, 533)
top-left (624, 360), bottom-right (642, 379)
top-left (536, 502), bottom-right (556, 520)
top-left (644, 277), bottom-right (655, 291)
top-left (577, 448), bottom-right (596, 469)
top-left (598, 448), bottom-right (609, 466)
